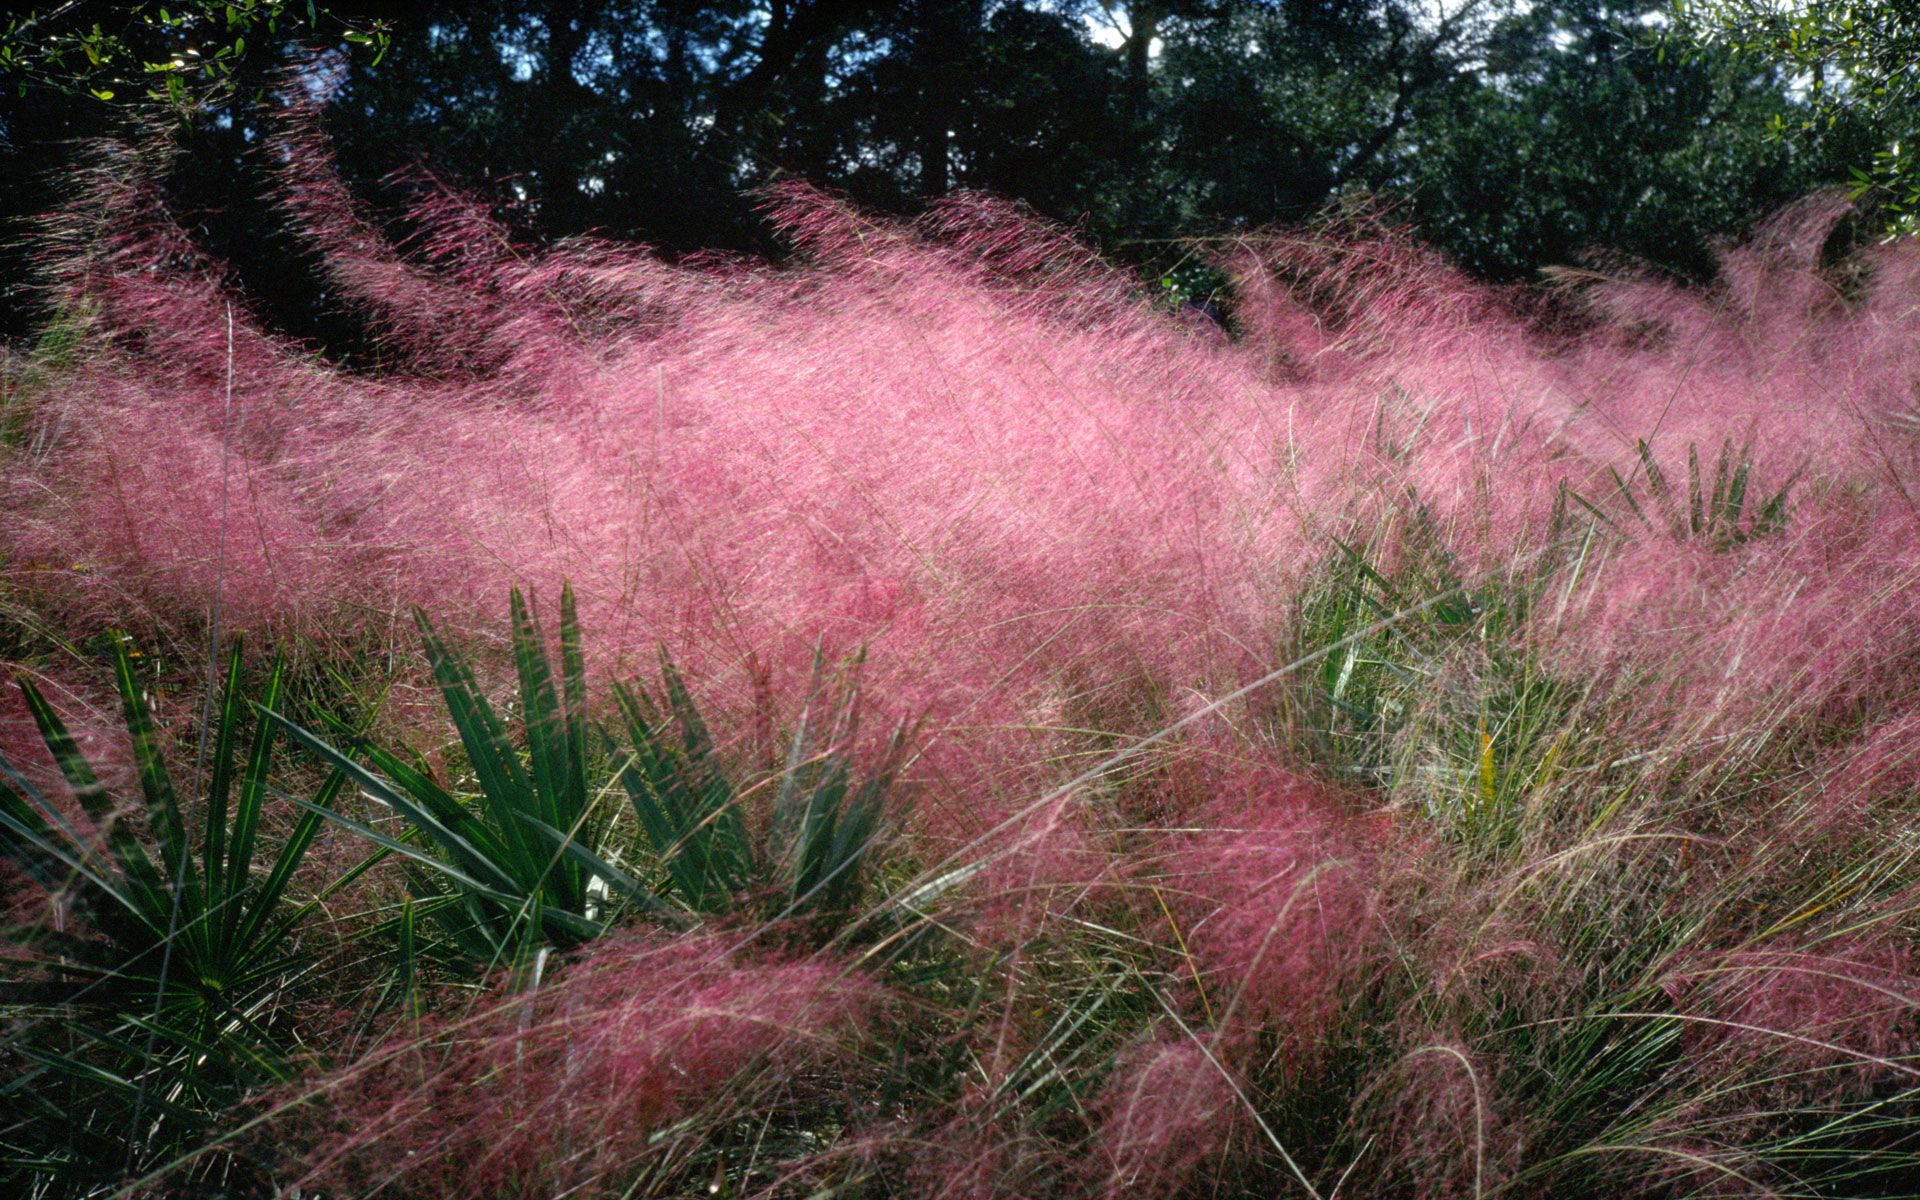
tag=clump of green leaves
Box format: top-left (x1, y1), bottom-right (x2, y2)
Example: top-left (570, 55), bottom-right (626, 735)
top-left (604, 647), bottom-right (914, 928)
top-left (1289, 496), bottom-right (1586, 850)
top-left (0, 638), bottom-right (365, 1191)
top-left (0, 2), bottom-right (389, 109)
top-left (268, 586), bottom-right (620, 971)
top-left (1673, 0), bottom-right (1920, 233)
top-left (1573, 438), bottom-right (1802, 549)
top-left (275, 588), bottom-right (916, 976)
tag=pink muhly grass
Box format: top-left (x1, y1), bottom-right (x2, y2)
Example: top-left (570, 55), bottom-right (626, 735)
top-left (1086, 1031), bottom-right (1242, 1198)
top-left (871, 1086), bottom-right (1064, 1200)
top-left (12, 143), bottom-right (1316, 836)
top-left (1534, 494), bottom-right (1920, 746)
top-left (1152, 771), bottom-right (1379, 1073)
top-left (937, 791), bottom-right (1122, 948)
top-left (19, 124), bottom-right (1920, 862)
top-left (275, 933), bottom-right (876, 1199)
top-left (14, 113), bottom-right (1920, 1200)
top-left (1812, 697), bottom-right (1920, 841)
top-left (1665, 932), bottom-right (1920, 1101)
top-left (0, 666), bottom-right (153, 915)
top-left (0, 668), bottom-right (133, 809)
top-left (1343, 1035), bottom-right (1520, 1200)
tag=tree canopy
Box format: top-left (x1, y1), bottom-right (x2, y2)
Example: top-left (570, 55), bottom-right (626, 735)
top-left (1674, 0), bottom-right (1920, 229)
top-left (0, 1), bottom-right (1894, 342)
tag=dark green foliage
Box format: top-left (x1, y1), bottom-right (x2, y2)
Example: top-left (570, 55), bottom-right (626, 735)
top-left (1570, 437), bottom-right (1803, 548)
top-left (265, 585), bottom-right (622, 968)
top-left (603, 647), bottom-right (913, 927)
top-left (1400, 0), bottom-right (1868, 280)
top-left (272, 589), bottom-right (915, 972)
top-left (0, 638), bottom-right (362, 1192)
top-left (1294, 509), bottom-right (1530, 777)
top-left (0, 0), bottom-right (1885, 347)
top-left (1288, 491), bottom-right (1587, 850)
top-left (0, 2), bottom-right (388, 109)
top-left (1675, 0), bottom-right (1920, 234)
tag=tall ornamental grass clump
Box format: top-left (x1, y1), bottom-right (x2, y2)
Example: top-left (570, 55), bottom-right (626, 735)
top-left (3, 114), bottom-right (1920, 1196)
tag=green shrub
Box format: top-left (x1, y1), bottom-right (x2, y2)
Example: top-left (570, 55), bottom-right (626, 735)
top-left (0, 639), bottom-right (364, 1193)
top-left (270, 588), bottom-right (917, 976)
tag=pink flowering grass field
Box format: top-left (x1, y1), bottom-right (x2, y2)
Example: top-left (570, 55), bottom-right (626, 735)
top-left (5, 128), bottom-right (1920, 1198)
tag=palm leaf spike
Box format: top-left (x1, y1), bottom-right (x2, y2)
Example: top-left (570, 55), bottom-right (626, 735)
top-left (220, 650), bottom-right (284, 947)
top-left (657, 647), bottom-right (743, 843)
top-left (1709, 439), bottom-right (1734, 534)
top-left (793, 664), bottom-right (866, 906)
top-left (768, 645), bottom-right (909, 917)
top-left (18, 675), bottom-right (171, 935)
top-left (200, 642), bottom-right (245, 910)
top-left (1636, 439), bottom-right (1668, 508)
top-left (1607, 463), bottom-right (1648, 526)
top-left (264, 714), bottom-right (528, 900)
top-left (413, 604), bottom-right (543, 889)
top-left (807, 713), bottom-right (914, 916)
top-left (224, 766), bottom-right (355, 968)
top-left (609, 656), bottom-right (751, 912)
top-left (657, 647), bottom-right (753, 894)
top-left (608, 679), bottom-right (698, 902)
top-left (559, 585), bottom-right (590, 832)
top-left (14, 646), bottom-right (362, 991)
top-left (1686, 442), bottom-right (1704, 536)
top-left (0, 689), bottom-right (117, 891)
top-left (1754, 459), bottom-right (1806, 540)
top-left (507, 586), bottom-right (590, 912)
top-left (1, 640), bottom-right (368, 1185)
top-left (111, 636), bottom-right (201, 936)
top-left (0, 762), bottom-right (66, 893)
top-left (769, 648), bottom-right (828, 893)
top-left (272, 592), bottom-right (622, 962)
top-left (1727, 448), bottom-right (1753, 531)
top-left (0, 749), bottom-right (143, 934)
top-left (516, 812), bottom-right (684, 926)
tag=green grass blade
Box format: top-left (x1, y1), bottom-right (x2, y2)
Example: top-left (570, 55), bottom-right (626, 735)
top-left (1636, 439), bottom-right (1668, 506)
top-left (354, 741), bottom-right (516, 865)
top-left (611, 680), bottom-right (731, 908)
top-left (283, 794), bottom-right (528, 907)
top-left (19, 676), bottom-right (171, 923)
top-left (261, 706), bottom-right (524, 895)
top-left (225, 652), bottom-right (283, 910)
top-left (0, 777), bottom-right (144, 921)
top-left (1726, 452), bottom-right (1752, 530)
top-left (226, 767), bottom-right (349, 961)
top-left (245, 841), bottom-right (391, 967)
top-left (518, 813), bottom-right (686, 927)
top-left (1608, 464), bottom-right (1648, 525)
top-left (1686, 442), bottom-right (1703, 535)
top-left (201, 640), bottom-right (245, 908)
top-left (509, 588), bottom-right (582, 906)
top-left (560, 583), bottom-right (590, 824)
top-left (414, 607), bottom-right (542, 883)
top-left (111, 637), bottom-right (202, 931)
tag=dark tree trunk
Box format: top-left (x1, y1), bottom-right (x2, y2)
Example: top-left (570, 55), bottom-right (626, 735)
top-left (537, 0), bottom-right (600, 230)
top-left (912, 0), bottom-right (982, 197)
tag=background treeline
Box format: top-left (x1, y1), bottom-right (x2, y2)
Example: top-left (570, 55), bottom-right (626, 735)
top-left (0, 0), bottom-right (1892, 345)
